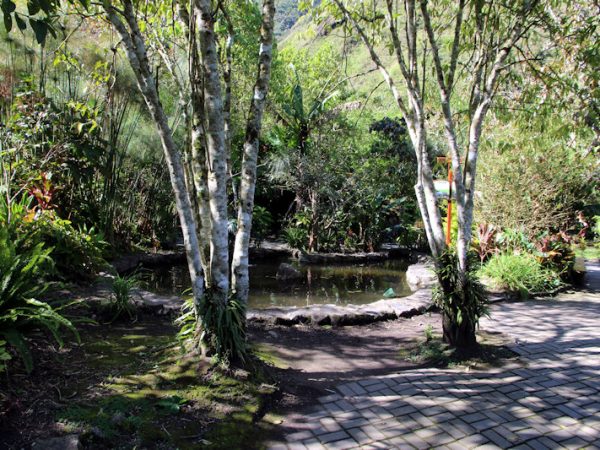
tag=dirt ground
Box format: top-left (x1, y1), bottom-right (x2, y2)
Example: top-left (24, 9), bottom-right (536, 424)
top-left (248, 313), bottom-right (443, 410)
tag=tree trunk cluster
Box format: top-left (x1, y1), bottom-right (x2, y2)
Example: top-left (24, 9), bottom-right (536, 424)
top-left (103, 0), bottom-right (276, 358)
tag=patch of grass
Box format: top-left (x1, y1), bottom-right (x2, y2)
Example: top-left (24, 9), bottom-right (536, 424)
top-left (252, 343), bottom-right (290, 369)
top-left (478, 252), bottom-right (562, 297)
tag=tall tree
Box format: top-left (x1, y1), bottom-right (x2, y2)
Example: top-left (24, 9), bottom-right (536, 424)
top-left (312, 0), bottom-right (543, 346)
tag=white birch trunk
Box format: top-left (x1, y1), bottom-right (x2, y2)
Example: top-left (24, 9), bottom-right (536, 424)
top-left (232, 0), bottom-right (276, 303)
top-left (103, 1), bottom-right (205, 304)
top-left (195, 0), bottom-right (231, 303)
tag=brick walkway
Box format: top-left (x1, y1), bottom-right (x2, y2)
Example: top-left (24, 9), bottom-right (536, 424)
top-left (270, 262), bottom-right (600, 449)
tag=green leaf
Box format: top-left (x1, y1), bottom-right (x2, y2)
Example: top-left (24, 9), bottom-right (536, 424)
top-left (29, 18), bottom-right (49, 45)
top-left (3, 12), bottom-right (12, 33)
top-left (15, 12), bottom-right (27, 31)
top-left (2, 0), bottom-right (16, 14)
top-left (3, 329), bottom-right (33, 373)
top-left (27, 0), bottom-right (41, 15)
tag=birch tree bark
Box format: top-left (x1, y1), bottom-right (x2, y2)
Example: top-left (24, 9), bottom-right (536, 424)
top-left (232, 0), bottom-right (276, 303)
top-left (193, 0), bottom-right (231, 305)
top-left (101, 0), bottom-right (205, 307)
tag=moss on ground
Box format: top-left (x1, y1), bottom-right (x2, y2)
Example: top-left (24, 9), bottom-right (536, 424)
top-left (54, 320), bottom-right (279, 449)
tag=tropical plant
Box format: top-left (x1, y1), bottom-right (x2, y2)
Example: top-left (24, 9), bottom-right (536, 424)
top-left (0, 220), bottom-right (78, 373)
top-left (495, 229), bottom-right (536, 255)
top-left (535, 231), bottom-right (576, 279)
top-left (108, 274), bottom-right (138, 322)
top-left (478, 253), bottom-right (562, 298)
top-left (473, 223), bottom-right (499, 263)
top-left (432, 251), bottom-right (489, 348)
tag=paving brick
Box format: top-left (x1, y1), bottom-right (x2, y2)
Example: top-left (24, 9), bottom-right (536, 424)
top-left (482, 428), bottom-right (512, 448)
top-left (302, 439), bottom-right (326, 450)
top-left (286, 430), bottom-right (314, 442)
top-left (346, 427), bottom-right (371, 445)
top-left (462, 412), bottom-right (487, 424)
top-left (471, 418), bottom-right (498, 432)
top-left (317, 430), bottom-right (350, 444)
top-left (345, 382), bottom-right (367, 395)
top-left (325, 438), bottom-right (358, 449)
top-left (560, 436), bottom-right (591, 449)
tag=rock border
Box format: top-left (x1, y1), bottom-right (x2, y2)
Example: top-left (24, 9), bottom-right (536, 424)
top-left (246, 289), bottom-right (433, 326)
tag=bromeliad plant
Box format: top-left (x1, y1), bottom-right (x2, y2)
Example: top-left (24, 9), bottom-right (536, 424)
top-left (176, 293), bottom-right (248, 365)
top-left (433, 250), bottom-right (489, 348)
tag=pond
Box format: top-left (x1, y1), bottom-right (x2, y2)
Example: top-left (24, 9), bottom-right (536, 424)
top-left (141, 257), bottom-right (412, 309)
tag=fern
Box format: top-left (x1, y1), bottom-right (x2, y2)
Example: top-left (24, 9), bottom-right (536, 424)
top-left (0, 199), bottom-right (79, 373)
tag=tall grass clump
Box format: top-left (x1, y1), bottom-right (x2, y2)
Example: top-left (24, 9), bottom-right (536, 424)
top-left (478, 253), bottom-right (562, 297)
top-left (108, 274), bottom-right (139, 322)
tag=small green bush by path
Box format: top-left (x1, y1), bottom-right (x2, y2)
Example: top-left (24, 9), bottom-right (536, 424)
top-left (28, 211), bottom-right (107, 282)
top-left (478, 253), bottom-right (562, 298)
top-left (108, 274), bottom-right (138, 322)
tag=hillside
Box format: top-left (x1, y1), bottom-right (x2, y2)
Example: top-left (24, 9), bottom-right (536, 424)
top-left (275, 0), bottom-right (302, 36)
top-left (277, 9), bottom-right (401, 121)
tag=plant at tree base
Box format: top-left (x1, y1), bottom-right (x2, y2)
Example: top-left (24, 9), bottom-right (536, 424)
top-left (432, 251), bottom-right (489, 349)
top-left (177, 294), bottom-right (247, 364)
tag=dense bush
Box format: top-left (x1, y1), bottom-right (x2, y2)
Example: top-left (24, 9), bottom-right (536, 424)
top-left (478, 253), bottom-right (562, 297)
top-left (477, 97), bottom-right (597, 237)
top-left (27, 211), bottom-right (107, 282)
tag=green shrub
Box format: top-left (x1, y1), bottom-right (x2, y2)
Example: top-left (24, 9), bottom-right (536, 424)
top-left (283, 212), bottom-right (310, 251)
top-left (251, 206), bottom-right (273, 247)
top-left (432, 250), bottom-right (489, 347)
top-left (109, 274), bottom-right (138, 322)
top-left (478, 252), bottom-right (562, 297)
top-left (27, 211), bottom-right (107, 282)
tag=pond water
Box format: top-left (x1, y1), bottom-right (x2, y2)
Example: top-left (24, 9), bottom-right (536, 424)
top-left (141, 257), bottom-right (412, 309)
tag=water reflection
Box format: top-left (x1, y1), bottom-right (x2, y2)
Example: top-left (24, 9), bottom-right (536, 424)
top-left (142, 257), bottom-right (411, 309)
